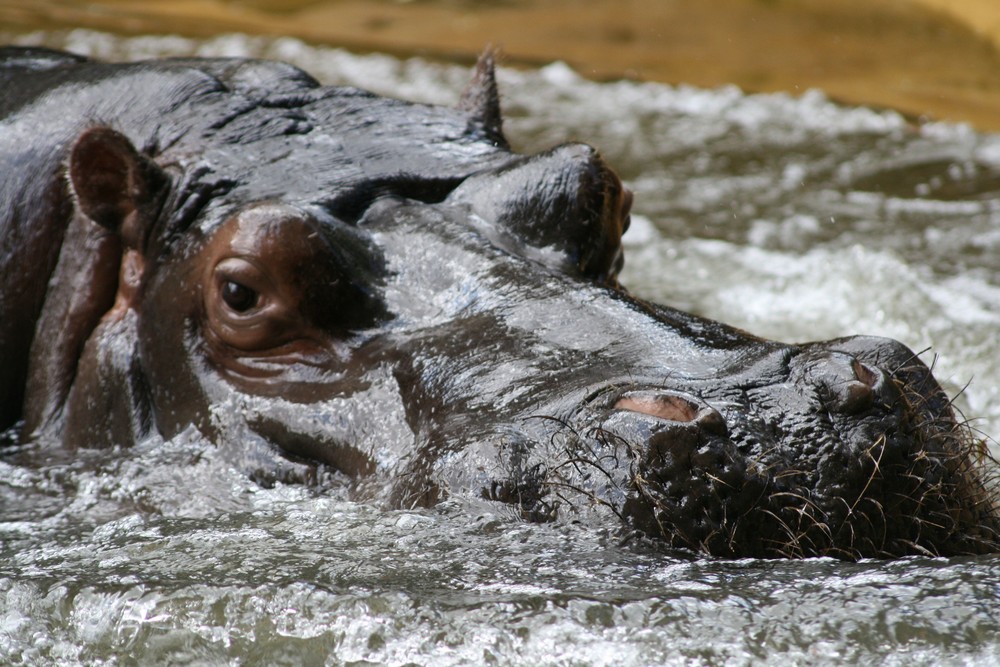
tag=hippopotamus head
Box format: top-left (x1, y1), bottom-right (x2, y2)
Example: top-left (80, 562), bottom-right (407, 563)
top-left (4, 48), bottom-right (998, 558)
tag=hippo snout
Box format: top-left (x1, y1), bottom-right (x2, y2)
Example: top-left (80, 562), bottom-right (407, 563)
top-left (566, 336), bottom-right (998, 558)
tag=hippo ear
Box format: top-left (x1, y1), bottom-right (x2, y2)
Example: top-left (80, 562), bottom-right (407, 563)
top-left (69, 127), bottom-right (168, 250)
top-left (458, 49), bottom-right (507, 147)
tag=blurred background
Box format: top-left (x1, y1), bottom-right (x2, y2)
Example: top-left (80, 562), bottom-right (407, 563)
top-left (3, 0), bottom-right (1000, 130)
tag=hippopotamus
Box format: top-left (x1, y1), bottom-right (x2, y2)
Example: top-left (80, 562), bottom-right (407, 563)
top-left (1, 46), bottom-right (997, 559)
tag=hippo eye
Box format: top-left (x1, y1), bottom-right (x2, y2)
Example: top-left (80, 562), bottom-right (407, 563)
top-left (221, 280), bottom-right (259, 312)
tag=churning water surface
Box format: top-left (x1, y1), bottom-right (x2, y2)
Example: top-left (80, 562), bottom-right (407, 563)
top-left (2, 30), bottom-right (1000, 666)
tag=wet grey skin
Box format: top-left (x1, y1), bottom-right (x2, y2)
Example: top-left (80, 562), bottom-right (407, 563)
top-left (0, 46), bottom-right (997, 559)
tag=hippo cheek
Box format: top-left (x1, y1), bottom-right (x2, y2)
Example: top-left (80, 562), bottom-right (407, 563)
top-left (58, 310), bottom-right (154, 449)
top-left (203, 362), bottom-right (419, 487)
top-left (245, 413), bottom-right (375, 479)
top-left (137, 262), bottom-right (369, 479)
top-left (136, 255), bottom-right (215, 440)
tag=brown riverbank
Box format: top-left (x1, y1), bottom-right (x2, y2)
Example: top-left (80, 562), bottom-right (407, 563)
top-left (4, 0), bottom-right (1000, 131)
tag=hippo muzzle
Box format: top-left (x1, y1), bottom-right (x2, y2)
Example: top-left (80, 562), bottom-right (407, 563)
top-left (2, 47), bottom-right (997, 559)
top-left (587, 339), bottom-right (992, 558)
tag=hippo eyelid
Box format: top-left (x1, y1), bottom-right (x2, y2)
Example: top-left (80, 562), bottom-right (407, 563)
top-left (213, 257), bottom-right (273, 294)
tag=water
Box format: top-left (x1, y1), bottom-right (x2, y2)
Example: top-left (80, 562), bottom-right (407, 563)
top-left (3, 30), bottom-right (1000, 666)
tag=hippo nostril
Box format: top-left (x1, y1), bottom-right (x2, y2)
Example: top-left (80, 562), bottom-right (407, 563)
top-left (616, 393), bottom-right (699, 422)
top-left (795, 351), bottom-right (891, 415)
top-left (852, 359), bottom-right (880, 389)
top-left (614, 392), bottom-right (729, 436)
top-left (823, 358), bottom-right (883, 414)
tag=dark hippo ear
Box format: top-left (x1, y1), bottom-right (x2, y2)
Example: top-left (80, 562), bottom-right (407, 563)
top-left (69, 127), bottom-right (168, 250)
top-left (458, 49), bottom-right (507, 147)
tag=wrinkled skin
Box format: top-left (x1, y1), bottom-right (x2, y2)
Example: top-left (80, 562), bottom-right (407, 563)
top-left (1, 46), bottom-right (997, 559)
